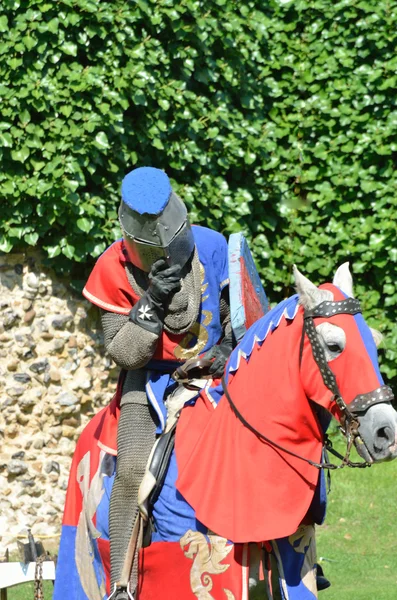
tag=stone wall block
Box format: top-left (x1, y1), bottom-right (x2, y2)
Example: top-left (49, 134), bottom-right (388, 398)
top-left (6, 460), bottom-right (28, 476)
top-left (2, 311), bottom-right (20, 330)
top-left (52, 314), bottom-right (74, 330)
top-left (56, 391), bottom-right (79, 407)
top-left (24, 309), bottom-right (36, 323)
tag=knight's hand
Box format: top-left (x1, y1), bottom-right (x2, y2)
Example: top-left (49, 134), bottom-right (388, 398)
top-left (148, 259), bottom-right (181, 307)
top-left (129, 259), bottom-right (181, 335)
top-left (204, 343), bottom-right (233, 378)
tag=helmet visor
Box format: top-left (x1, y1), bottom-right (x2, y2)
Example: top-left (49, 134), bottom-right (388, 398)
top-left (123, 220), bottom-right (195, 272)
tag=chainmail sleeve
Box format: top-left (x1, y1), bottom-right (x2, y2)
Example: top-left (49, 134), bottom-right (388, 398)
top-left (100, 309), bottom-right (159, 370)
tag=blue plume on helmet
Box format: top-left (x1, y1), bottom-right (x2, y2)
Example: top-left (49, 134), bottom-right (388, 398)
top-left (121, 167), bottom-right (172, 216)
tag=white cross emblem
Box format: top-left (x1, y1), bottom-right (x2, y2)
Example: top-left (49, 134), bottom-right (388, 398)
top-left (138, 304), bottom-right (153, 321)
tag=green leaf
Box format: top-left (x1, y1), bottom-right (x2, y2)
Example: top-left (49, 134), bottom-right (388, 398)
top-left (244, 151), bottom-right (257, 165)
top-left (132, 91), bottom-right (147, 106)
top-left (76, 217), bottom-right (94, 233)
top-left (91, 242), bottom-right (106, 257)
top-left (0, 237), bottom-right (13, 252)
top-left (46, 245), bottom-right (61, 258)
top-left (47, 17), bottom-right (59, 34)
top-left (361, 180), bottom-right (378, 193)
top-left (0, 16), bottom-right (8, 32)
top-left (1, 180), bottom-right (15, 194)
top-left (19, 110), bottom-right (31, 126)
top-left (94, 131), bottom-right (110, 149)
top-left (207, 127), bottom-right (219, 139)
top-left (158, 99), bottom-right (170, 110)
top-left (60, 41), bottom-right (78, 56)
top-left (11, 147), bottom-right (30, 162)
top-left (24, 232), bottom-right (39, 245)
top-left (0, 132), bottom-right (12, 147)
top-left (152, 138), bottom-right (164, 150)
top-left (22, 35), bottom-right (37, 51)
top-left (62, 244), bottom-right (76, 260)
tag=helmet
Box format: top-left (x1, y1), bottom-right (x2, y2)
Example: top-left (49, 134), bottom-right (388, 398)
top-left (119, 167), bottom-right (195, 272)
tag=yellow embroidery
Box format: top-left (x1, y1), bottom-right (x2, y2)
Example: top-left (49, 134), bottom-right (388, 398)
top-left (173, 321), bottom-right (210, 360)
top-left (201, 263), bottom-right (210, 303)
top-left (180, 530), bottom-right (236, 600)
top-left (173, 263), bottom-right (213, 360)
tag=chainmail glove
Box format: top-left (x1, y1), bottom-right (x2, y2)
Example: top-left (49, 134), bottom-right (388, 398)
top-left (129, 259), bottom-right (181, 335)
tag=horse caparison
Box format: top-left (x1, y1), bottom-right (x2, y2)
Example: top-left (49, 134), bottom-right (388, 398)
top-left (221, 296), bottom-right (394, 471)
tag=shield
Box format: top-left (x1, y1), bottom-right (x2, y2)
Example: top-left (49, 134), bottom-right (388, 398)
top-left (228, 232), bottom-right (269, 342)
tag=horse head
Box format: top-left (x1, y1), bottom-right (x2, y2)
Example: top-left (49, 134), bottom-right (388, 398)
top-left (295, 262), bottom-right (397, 463)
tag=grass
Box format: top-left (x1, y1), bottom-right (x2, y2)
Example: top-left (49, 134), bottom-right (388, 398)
top-left (250, 430), bottom-right (397, 599)
top-left (6, 581), bottom-right (53, 600)
top-left (316, 439), bottom-right (397, 600)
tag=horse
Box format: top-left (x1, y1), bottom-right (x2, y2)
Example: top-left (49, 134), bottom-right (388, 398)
top-left (53, 263), bottom-right (397, 600)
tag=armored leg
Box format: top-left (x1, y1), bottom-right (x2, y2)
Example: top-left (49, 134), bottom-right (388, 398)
top-left (109, 401), bottom-right (157, 591)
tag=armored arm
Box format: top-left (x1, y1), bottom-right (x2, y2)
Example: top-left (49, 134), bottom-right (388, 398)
top-left (101, 310), bottom-right (160, 370)
top-left (101, 259), bottom-right (182, 370)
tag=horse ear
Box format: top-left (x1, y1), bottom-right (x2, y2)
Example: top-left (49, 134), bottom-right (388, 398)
top-left (370, 328), bottom-right (383, 348)
top-left (333, 262), bottom-right (354, 298)
top-left (293, 265), bottom-right (327, 309)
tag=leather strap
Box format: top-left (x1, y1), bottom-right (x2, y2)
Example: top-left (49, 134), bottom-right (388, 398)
top-left (172, 357), bottom-right (214, 383)
top-left (348, 385), bottom-right (395, 413)
top-left (118, 513), bottom-right (143, 589)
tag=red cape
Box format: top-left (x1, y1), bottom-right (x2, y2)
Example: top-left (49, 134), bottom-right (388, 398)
top-left (82, 241), bottom-right (135, 315)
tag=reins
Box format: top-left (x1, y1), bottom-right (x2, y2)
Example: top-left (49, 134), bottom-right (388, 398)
top-left (221, 298), bottom-right (394, 471)
top-left (221, 375), bottom-right (343, 470)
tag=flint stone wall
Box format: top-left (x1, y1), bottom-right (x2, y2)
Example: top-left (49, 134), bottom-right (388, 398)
top-left (0, 250), bottom-right (117, 554)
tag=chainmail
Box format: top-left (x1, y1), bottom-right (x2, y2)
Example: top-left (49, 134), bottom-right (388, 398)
top-left (125, 247), bottom-right (202, 334)
top-left (101, 311), bottom-right (158, 371)
top-left (219, 289), bottom-right (231, 330)
top-left (109, 403), bottom-right (157, 590)
top-left (121, 368), bottom-right (147, 406)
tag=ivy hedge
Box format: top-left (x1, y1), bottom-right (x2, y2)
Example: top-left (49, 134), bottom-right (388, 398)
top-left (1, 0), bottom-right (397, 382)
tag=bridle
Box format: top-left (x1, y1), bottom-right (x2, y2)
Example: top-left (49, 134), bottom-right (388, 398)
top-left (221, 297), bottom-right (395, 471)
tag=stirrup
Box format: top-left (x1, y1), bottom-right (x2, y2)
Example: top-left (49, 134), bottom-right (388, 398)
top-left (316, 564), bottom-right (331, 591)
top-left (108, 583), bottom-right (134, 600)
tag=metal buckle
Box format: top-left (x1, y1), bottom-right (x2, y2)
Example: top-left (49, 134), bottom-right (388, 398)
top-left (108, 583), bottom-right (134, 600)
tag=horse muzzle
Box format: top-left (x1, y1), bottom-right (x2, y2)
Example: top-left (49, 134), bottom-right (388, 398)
top-left (355, 401), bottom-right (397, 463)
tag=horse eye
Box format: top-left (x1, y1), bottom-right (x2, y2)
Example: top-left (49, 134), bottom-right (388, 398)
top-left (327, 342), bottom-right (341, 353)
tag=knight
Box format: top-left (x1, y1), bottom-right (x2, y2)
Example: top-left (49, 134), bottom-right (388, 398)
top-left (82, 166), bottom-right (233, 598)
